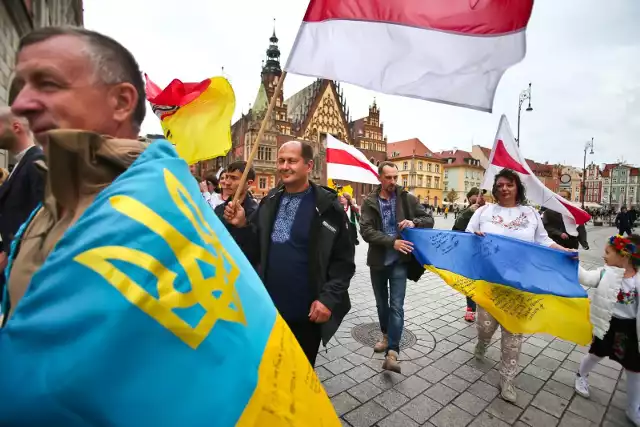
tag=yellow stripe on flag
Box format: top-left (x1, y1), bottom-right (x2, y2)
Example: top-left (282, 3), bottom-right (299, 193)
top-left (237, 315), bottom-right (341, 426)
top-left (425, 265), bottom-right (592, 345)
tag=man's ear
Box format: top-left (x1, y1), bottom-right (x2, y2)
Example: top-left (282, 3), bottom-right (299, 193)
top-left (110, 82), bottom-right (138, 128)
top-left (246, 179), bottom-right (254, 188)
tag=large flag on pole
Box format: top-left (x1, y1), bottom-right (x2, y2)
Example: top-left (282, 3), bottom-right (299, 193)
top-left (286, 0), bottom-right (534, 112)
top-left (327, 134), bottom-right (379, 184)
top-left (481, 115), bottom-right (591, 231)
top-left (0, 136), bottom-right (339, 426)
top-left (145, 74), bottom-right (235, 165)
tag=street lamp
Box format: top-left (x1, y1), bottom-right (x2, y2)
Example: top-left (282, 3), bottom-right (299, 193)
top-left (516, 82), bottom-right (533, 147)
top-left (581, 137), bottom-right (594, 210)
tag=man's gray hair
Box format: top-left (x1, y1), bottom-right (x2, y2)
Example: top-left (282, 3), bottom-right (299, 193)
top-left (17, 26), bottom-right (146, 131)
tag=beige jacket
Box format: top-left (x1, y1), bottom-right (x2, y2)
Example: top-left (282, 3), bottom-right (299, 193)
top-left (4, 130), bottom-right (146, 321)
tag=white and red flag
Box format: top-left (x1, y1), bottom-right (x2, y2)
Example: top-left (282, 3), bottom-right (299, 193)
top-left (326, 134), bottom-right (379, 184)
top-left (286, 0), bottom-right (534, 112)
top-left (481, 116), bottom-right (591, 232)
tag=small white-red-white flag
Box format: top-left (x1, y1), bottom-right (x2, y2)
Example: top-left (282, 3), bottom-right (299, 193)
top-left (326, 134), bottom-right (379, 185)
top-left (286, 0), bottom-right (534, 112)
top-left (481, 116), bottom-right (591, 231)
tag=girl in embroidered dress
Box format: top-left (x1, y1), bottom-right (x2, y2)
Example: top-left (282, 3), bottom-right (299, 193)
top-left (575, 234), bottom-right (640, 425)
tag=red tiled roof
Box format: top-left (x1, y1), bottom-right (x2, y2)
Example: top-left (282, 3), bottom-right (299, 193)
top-left (387, 138), bottom-right (440, 160)
top-left (437, 149), bottom-right (483, 169)
top-left (600, 164), bottom-right (638, 177)
top-left (477, 145), bottom-right (492, 158)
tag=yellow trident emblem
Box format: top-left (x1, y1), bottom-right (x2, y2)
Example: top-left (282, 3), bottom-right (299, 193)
top-left (74, 168), bottom-right (246, 349)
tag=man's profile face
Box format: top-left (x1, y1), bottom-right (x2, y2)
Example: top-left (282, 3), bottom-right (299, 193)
top-left (11, 35), bottom-right (122, 136)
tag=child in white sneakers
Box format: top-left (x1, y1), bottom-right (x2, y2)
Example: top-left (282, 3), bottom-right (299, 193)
top-left (575, 234), bottom-right (640, 425)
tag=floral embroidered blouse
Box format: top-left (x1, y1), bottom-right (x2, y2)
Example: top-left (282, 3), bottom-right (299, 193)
top-left (466, 204), bottom-right (555, 246)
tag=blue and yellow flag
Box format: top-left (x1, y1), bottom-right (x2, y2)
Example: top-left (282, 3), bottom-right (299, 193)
top-left (403, 229), bottom-right (592, 345)
top-left (0, 140), bottom-right (340, 426)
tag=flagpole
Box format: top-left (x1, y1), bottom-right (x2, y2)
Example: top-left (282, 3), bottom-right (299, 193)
top-left (232, 71), bottom-right (288, 205)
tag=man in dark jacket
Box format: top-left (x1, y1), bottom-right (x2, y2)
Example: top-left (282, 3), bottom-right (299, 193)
top-left (0, 108), bottom-right (45, 294)
top-left (542, 191), bottom-right (589, 249)
top-left (214, 161), bottom-right (259, 269)
top-left (453, 187), bottom-right (485, 322)
top-left (360, 161), bottom-right (433, 373)
top-left (224, 141), bottom-right (355, 366)
top-left (616, 207), bottom-right (633, 236)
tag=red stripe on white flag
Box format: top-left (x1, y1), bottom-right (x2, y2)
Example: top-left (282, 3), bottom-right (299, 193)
top-left (303, 0), bottom-right (533, 35)
top-left (326, 135), bottom-right (380, 185)
top-left (481, 116), bottom-right (591, 227)
top-left (286, 0), bottom-right (534, 112)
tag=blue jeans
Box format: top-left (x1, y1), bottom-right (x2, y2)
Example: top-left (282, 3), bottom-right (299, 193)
top-left (370, 262), bottom-right (407, 354)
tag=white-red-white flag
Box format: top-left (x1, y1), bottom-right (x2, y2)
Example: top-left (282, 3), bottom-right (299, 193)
top-left (326, 134), bottom-right (379, 184)
top-left (481, 116), bottom-right (591, 231)
top-left (286, 0), bottom-right (534, 112)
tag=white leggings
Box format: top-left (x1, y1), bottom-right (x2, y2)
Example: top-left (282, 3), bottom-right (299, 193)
top-left (580, 354), bottom-right (640, 420)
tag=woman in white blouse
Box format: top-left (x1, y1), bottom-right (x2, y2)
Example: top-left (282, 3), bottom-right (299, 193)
top-left (466, 169), bottom-right (573, 403)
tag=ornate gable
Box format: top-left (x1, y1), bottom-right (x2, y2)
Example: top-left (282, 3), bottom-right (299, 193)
top-left (299, 82), bottom-right (351, 143)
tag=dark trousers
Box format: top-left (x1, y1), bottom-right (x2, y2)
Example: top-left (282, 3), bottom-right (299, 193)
top-left (287, 319), bottom-right (322, 366)
top-left (619, 227), bottom-right (633, 237)
top-left (466, 297), bottom-right (476, 311)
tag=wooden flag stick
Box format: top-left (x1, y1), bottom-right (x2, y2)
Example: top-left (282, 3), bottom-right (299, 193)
top-left (232, 71), bottom-right (288, 205)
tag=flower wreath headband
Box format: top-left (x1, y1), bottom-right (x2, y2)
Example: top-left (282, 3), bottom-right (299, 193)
top-left (609, 235), bottom-right (640, 260)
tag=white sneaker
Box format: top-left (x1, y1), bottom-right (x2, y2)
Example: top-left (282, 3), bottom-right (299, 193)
top-left (574, 374), bottom-right (590, 398)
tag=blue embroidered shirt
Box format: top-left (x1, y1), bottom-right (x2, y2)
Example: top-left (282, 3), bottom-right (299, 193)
top-left (265, 187), bottom-right (316, 321)
top-left (378, 193), bottom-right (399, 266)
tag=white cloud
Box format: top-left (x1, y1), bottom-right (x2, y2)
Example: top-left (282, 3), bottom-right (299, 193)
top-left (83, 0), bottom-right (639, 167)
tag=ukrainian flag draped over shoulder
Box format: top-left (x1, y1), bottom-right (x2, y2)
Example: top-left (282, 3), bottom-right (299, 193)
top-left (403, 229), bottom-right (592, 345)
top-left (0, 140), bottom-right (340, 427)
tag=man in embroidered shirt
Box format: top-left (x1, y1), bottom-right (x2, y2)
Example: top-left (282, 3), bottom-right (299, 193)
top-left (360, 161), bottom-right (433, 373)
top-left (224, 140), bottom-right (355, 366)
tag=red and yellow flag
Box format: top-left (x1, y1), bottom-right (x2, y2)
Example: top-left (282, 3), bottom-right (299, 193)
top-left (145, 75), bottom-right (235, 164)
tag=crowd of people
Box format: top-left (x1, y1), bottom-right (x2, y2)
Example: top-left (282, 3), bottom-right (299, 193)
top-left (0, 24), bottom-right (640, 425)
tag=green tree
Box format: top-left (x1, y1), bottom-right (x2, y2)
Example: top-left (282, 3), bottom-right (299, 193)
top-left (446, 189), bottom-right (459, 205)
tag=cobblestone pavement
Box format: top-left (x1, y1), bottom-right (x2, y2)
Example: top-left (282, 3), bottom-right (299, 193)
top-left (319, 222), bottom-right (633, 427)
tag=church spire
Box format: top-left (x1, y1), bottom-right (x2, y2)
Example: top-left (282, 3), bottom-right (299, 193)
top-left (262, 18), bottom-right (282, 76)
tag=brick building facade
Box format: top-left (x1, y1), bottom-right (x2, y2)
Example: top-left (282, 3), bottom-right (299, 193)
top-left (203, 30), bottom-right (388, 201)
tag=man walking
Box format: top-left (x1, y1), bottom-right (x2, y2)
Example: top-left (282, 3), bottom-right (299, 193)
top-left (0, 109), bottom-right (45, 297)
top-left (224, 141), bottom-right (355, 366)
top-left (616, 206), bottom-right (633, 237)
top-left (360, 161), bottom-right (433, 373)
top-left (214, 161), bottom-right (259, 268)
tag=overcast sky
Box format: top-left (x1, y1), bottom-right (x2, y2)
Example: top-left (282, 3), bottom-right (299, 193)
top-left (83, 0), bottom-right (639, 168)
